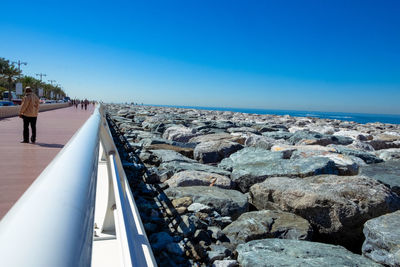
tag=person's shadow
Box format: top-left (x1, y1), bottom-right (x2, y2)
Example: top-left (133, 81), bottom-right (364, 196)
top-left (35, 143), bottom-right (64, 148)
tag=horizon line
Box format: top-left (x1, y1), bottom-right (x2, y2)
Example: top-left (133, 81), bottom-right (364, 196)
top-left (108, 102), bottom-right (400, 117)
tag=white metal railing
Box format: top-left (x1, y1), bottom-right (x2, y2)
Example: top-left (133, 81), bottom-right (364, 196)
top-left (96, 105), bottom-right (156, 267)
top-left (0, 105), bottom-right (156, 267)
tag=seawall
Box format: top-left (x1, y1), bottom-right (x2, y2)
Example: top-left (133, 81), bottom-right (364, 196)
top-left (0, 103), bottom-right (71, 119)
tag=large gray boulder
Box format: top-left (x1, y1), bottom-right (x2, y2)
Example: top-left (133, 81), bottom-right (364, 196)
top-left (333, 130), bottom-right (373, 141)
top-left (330, 145), bottom-right (383, 164)
top-left (244, 134), bottom-right (277, 150)
top-left (349, 140), bottom-right (375, 152)
top-left (307, 125), bottom-right (335, 135)
top-left (219, 147), bottom-right (285, 171)
top-left (288, 130), bottom-right (353, 146)
top-left (236, 239), bottom-right (380, 267)
top-left (231, 154), bottom-right (337, 192)
top-left (220, 147), bottom-right (339, 192)
top-left (362, 210), bottom-right (400, 266)
top-left (375, 133), bottom-right (400, 142)
top-left (227, 126), bottom-right (258, 134)
top-left (367, 140), bottom-right (400, 150)
top-left (189, 132), bottom-right (244, 144)
top-left (126, 130), bottom-right (156, 141)
top-left (162, 125), bottom-right (201, 142)
top-left (222, 210), bottom-right (312, 248)
top-left (290, 149), bottom-right (359, 175)
top-left (262, 131), bottom-right (293, 140)
top-left (160, 161), bottom-right (231, 177)
top-left (254, 123), bottom-right (288, 133)
top-left (140, 137), bottom-right (197, 149)
top-left (117, 108), bottom-right (130, 117)
top-left (146, 143), bottom-right (194, 159)
top-left (150, 149), bottom-right (196, 163)
top-left (165, 186), bottom-right (248, 219)
top-left (194, 140), bottom-right (243, 164)
top-left (360, 161), bottom-right (400, 195)
top-left (375, 148), bottom-right (400, 161)
top-left (287, 130), bottom-right (326, 145)
top-left (249, 175), bottom-right (400, 248)
top-left (271, 144), bottom-right (336, 155)
top-left (166, 170), bottom-right (233, 189)
top-left (197, 120), bottom-right (236, 131)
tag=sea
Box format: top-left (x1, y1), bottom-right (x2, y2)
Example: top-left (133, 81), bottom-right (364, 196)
top-left (150, 105), bottom-right (400, 125)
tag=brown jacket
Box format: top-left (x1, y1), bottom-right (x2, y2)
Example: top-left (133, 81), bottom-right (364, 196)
top-left (20, 93), bottom-right (40, 117)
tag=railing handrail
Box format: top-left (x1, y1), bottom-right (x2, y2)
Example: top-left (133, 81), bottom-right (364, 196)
top-left (0, 107), bottom-right (101, 267)
top-left (98, 105), bottom-right (157, 266)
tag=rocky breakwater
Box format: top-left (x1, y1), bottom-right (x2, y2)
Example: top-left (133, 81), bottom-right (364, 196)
top-left (106, 104), bottom-right (400, 266)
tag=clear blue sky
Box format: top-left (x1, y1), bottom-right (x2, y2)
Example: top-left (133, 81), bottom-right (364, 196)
top-left (1, 0), bottom-right (399, 114)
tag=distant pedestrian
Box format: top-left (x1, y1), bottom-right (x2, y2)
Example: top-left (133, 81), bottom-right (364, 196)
top-left (19, 87), bottom-right (40, 143)
top-left (75, 99), bottom-right (79, 109)
top-left (81, 101), bottom-right (84, 110)
top-left (84, 99), bottom-right (88, 110)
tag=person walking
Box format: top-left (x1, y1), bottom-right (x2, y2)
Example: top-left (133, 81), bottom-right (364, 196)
top-left (84, 99), bottom-right (88, 110)
top-left (19, 87), bottom-right (40, 143)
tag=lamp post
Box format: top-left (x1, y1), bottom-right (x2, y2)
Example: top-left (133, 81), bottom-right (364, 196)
top-left (35, 73), bottom-right (46, 97)
top-left (7, 60), bottom-right (27, 99)
top-left (47, 80), bottom-right (56, 99)
top-left (35, 73), bottom-right (46, 81)
top-left (12, 60), bottom-right (27, 79)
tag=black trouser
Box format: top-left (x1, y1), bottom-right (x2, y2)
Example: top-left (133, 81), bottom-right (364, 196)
top-left (22, 115), bottom-right (37, 142)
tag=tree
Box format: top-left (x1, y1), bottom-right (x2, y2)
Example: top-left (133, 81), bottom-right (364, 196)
top-left (0, 58), bottom-right (21, 100)
top-left (0, 58), bottom-right (9, 73)
top-left (21, 76), bottom-right (43, 97)
top-left (1, 57), bottom-right (68, 100)
top-left (21, 75), bottom-right (40, 88)
top-left (0, 58), bottom-right (10, 90)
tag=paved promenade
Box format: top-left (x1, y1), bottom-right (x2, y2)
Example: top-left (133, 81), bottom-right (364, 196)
top-left (0, 105), bottom-right (94, 219)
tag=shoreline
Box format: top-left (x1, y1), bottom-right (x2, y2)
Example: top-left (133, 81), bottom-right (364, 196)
top-left (139, 104), bottom-right (400, 125)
